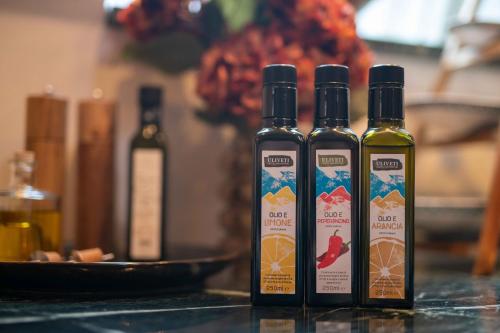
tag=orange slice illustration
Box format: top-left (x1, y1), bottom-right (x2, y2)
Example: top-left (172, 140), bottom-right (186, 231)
top-left (369, 237), bottom-right (405, 299)
top-left (260, 234), bottom-right (295, 294)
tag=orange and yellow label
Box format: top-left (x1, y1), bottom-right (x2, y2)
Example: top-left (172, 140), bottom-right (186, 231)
top-left (369, 154), bottom-right (405, 299)
top-left (260, 151), bottom-right (296, 294)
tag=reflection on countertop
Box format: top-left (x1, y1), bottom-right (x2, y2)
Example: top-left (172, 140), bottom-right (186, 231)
top-left (0, 275), bottom-right (499, 332)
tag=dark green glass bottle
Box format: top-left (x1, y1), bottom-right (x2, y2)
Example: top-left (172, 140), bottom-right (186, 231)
top-left (360, 65), bottom-right (415, 308)
top-left (251, 64), bottom-right (305, 306)
top-left (127, 86), bottom-right (168, 261)
top-left (306, 65), bottom-right (359, 306)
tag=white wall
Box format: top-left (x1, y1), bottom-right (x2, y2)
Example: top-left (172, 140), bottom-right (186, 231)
top-left (0, 0), bottom-right (227, 254)
top-left (0, 0), bottom-right (104, 248)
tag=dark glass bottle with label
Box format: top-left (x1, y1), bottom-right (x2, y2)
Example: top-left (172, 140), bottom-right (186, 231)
top-left (251, 64), bottom-right (305, 306)
top-left (306, 65), bottom-right (359, 306)
top-left (127, 86), bottom-right (168, 261)
top-left (360, 65), bottom-right (415, 308)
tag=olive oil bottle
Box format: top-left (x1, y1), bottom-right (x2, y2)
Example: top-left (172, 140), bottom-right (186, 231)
top-left (127, 86), bottom-right (168, 261)
top-left (251, 64), bottom-right (305, 306)
top-left (360, 65), bottom-right (415, 308)
top-left (0, 151), bottom-right (61, 261)
top-left (306, 65), bottom-right (359, 306)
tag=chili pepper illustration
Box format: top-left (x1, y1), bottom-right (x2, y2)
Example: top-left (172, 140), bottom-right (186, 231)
top-left (339, 241), bottom-right (351, 256)
top-left (317, 230), bottom-right (343, 269)
top-left (316, 230), bottom-right (351, 269)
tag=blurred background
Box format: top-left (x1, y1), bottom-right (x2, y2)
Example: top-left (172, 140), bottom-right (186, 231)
top-left (0, 0), bottom-right (499, 280)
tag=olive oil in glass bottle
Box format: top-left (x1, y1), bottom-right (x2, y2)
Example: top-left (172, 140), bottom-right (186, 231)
top-left (360, 65), bottom-right (415, 308)
top-left (306, 65), bottom-right (359, 306)
top-left (0, 151), bottom-right (61, 261)
top-left (127, 86), bottom-right (168, 261)
top-left (251, 64), bottom-right (305, 306)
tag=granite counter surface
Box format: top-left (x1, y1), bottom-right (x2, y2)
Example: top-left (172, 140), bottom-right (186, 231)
top-left (0, 275), bottom-right (499, 332)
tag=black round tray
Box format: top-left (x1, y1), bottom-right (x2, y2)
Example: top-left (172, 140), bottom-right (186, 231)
top-left (0, 246), bottom-right (238, 298)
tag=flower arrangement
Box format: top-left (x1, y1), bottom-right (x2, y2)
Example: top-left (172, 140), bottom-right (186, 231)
top-left (118, 1), bottom-right (372, 282)
top-left (118, 0), bottom-right (372, 129)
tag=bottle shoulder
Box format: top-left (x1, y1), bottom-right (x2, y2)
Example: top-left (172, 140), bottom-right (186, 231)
top-left (361, 126), bottom-right (415, 147)
top-left (0, 185), bottom-right (58, 202)
top-left (255, 127), bottom-right (305, 144)
top-left (131, 134), bottom-right (167, 149)
top-left (308, 127), bottom-right (359, 145)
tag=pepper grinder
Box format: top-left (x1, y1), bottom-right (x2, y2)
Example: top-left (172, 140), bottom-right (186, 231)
top-left (25, 87), bottom-right (67, 200)
top-left (76, 89), bottom-right (115, 252)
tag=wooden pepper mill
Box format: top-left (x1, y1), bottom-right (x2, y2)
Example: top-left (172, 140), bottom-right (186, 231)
top-left (25, 91), bottom-right (67, 199)
top-left (76, 90), bottom-right (115, 252)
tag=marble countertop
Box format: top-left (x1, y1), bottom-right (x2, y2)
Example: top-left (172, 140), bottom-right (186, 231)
top-left (0, 275), bottom-right (499, 332)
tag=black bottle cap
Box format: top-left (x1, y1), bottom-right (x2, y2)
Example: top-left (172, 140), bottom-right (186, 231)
top-left (262, 65), bottom-right (297, 119)
top-left (263, 64), bottom-right (297, 86)
top-left (369, 64), bottom-right (404, 86)
top-left (368, 65), bottom-right (404, 120)
top-left (314, 65), bottom-right (349, 122)
top-left (315, 64), bottom-right (349, 86)
top-left (140, 86), bottom-right (163, 108)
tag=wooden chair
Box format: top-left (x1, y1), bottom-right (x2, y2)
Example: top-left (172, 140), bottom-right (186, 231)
top-left (407, 98), bottom-right (499, 273)
top-left (474, 143), bottom-right (500, 275)
top-left (433, 0), bottom-right (500, 94)
top-left (430, 0), bottom-right (500, 274)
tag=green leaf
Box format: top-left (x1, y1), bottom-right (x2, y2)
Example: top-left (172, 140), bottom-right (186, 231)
top-left (123, 32), bottom-right (204, 74)
top-left (215, 0), bottom-right (257, 32)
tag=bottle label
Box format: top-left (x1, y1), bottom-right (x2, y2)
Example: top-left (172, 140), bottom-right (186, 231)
top-left (130, 148), bottom-right (163, 260)
top-left (260, 319), bottom-right (295, 332)
top-left (315, 150), bottom-right (352, 294)
top-left (316, 321), bottom-right (351, 332)
top-left (369, 154), bottom-right (405, 299)
top-left (260, 150), bottom-right (297, 295)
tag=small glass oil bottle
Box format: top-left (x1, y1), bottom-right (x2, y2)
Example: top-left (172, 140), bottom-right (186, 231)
top-left (0, 151), bottom-right (61, 261)
top-left (306, 65), bottom-right (359, 306)
top-left (360, 65), bottom-right (415, 308)
top-left (251, 64), bottom-right (305, 306)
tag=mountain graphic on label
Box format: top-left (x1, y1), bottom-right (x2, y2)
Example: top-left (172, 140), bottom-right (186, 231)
top-left (263, 186), bottom-right (295, 206)
top-left (316, 168), bottom-right (351, 196)
top-left (370, 172), bottom-right (405, 200)
top-left (262, 170), bottom-right (296, 195)
top-left (318, 186), bottom-right (351, 205)
top-left (371, 189), bottom-right (405, 209)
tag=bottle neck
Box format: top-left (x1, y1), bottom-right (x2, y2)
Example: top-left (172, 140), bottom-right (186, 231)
top-left (140, 106), bottom-right (162, 128)
top-left (368, 84), bottom-right (404, 126)
top-left (368, 119), bottom-right (405, 128)
top-left (140, 106), bottom-right (162, 138)
top-left (262, 84), bottom-right (297, 120)
top-left (315, 118), bottom-right (349, 128)
top-left (9, 159), bottom-right (33, 189)
top-left (314, 84), bottom-right (349, 127)
top-left (262, 118), bottom-right (297, 128)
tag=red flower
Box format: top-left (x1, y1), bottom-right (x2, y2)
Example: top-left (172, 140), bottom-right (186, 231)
top-left (197, 26), bottom-right (267, 128)
top-left (267, 0), bottom-right (372, 87)
top-left (118, 0), bottom-right (372, 127)
top-left (117, 0), bottom-right (183, 40)
top-left (197, 0), bottom-right (372, 127)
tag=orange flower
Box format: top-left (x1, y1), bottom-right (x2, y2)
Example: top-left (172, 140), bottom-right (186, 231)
top-left (266, 0), bottom-right (372, 87)
top-left (117, 0), bottom-right (183, 40)
top-left (197, 0), bottom-right (372, 127)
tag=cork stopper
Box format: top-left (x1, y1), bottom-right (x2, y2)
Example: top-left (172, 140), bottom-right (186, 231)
top-left (30, 251), bottom-right (63, 262)
top-left (14, 150), bottom-right (35, 164)
top-left (71, 248), bottom-right (114, 262)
